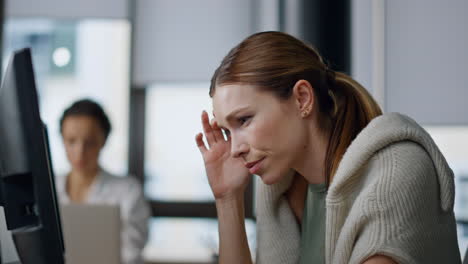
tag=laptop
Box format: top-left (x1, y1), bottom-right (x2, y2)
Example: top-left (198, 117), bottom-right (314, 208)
top-left (60, 204), bottom-right (121, 264)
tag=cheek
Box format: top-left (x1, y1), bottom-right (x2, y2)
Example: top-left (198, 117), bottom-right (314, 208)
top-left (89, 148), bottom-right (101, 159)
top-left (253, 116), bottom-right (303, 152)
top-left (64, 144), bottom-right (76, 158)
top-left (247, 121), bottom-right (277, 150)
top-left (85, 145), bottom-right (102, 159)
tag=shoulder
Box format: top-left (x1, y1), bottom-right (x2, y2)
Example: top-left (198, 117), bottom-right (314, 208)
top-left (99, 170), bottom-right (144, 193)
top-left (361, 141), bottom-right (442, 212)
top-left (100, 170), bottom-right (140, 183)
top-left (373, 140), bottom-right (434, 172)
top-left (98, 171), bottom-right (148, 212)
top-left (371, 141), bottom-right (436, 189)
top-left (344, 143), bottom-right (459, 264)
top-left (360, 141), bottom-right (438, 196)
top-left (54, 173), bottom-right (69, 201)
top-left (329, 141), bottom-right (436, 203)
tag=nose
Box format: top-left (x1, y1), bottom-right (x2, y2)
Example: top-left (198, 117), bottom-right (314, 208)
top-left (231, 136), bottom-right (249, 158)
top-left (74, 143), bottom-right (86, 160)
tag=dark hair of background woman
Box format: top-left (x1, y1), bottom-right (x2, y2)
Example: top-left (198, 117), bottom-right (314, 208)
top-left (59, 99), bottom-right (112, 141)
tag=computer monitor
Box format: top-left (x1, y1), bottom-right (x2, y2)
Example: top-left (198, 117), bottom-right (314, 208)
top-left (0, 48), bottom-right (65, 263)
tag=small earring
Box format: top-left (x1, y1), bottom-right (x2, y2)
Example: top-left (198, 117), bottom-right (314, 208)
top-left (302, 109), bottom-right (310, 117)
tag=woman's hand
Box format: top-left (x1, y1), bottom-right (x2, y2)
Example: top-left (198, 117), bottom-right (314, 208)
top-left (195, 111), bottom-right (251, 200)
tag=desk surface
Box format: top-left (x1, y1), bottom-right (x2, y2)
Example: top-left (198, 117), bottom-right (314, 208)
top-left (143, 244), bottom-right (216, 264)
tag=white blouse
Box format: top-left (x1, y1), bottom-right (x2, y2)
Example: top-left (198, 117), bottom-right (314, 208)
top-left (55, 170), bottom-right (150, 264)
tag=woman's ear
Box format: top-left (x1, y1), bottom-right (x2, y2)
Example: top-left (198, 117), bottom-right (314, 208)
top-left (292, 80), bottom-right (315, 117)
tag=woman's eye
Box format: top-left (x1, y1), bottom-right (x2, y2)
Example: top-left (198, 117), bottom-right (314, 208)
top-left (66, 138), bottom-right (76, 145)
top-left (238, 116), bottom-right (252, 125)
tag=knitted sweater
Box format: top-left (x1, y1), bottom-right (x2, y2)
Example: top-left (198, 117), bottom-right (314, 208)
top-left (255, 113), bottom-right (461, 264)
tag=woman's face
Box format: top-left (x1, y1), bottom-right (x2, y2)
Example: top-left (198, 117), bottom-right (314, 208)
top-left (61, 115), bottom-right (106, 173)
top-left (212, 84), bottom-right (309, 184)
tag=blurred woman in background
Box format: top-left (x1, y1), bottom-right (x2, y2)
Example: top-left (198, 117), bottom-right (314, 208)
top-left (56, 99), bottom-right (150, 264)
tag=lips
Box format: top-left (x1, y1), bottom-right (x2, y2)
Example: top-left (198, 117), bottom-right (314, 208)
top-left (245, 157), bottom-right (265, 174)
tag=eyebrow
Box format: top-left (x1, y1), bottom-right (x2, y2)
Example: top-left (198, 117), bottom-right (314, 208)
top-left (225, 106), bottom-right (251, 125)
top-left (216, 106), bottom-right (250, 129)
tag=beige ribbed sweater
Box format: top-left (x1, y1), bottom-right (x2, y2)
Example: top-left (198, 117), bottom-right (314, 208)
top-left (255, 113), bottom-right (461, 264)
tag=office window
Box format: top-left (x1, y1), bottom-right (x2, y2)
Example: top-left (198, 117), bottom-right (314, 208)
top-left (145, 83), bottom-right (213, 201)
top-left (2, 19), bottom-right (131, 176)
top-left (143, 217), bottom-right (256, 262)
top-left (142, 83), bottom-right (256, 260)
top-left (425, 126), bottom-right (468, 256)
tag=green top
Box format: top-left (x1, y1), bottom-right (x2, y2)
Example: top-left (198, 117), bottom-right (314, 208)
top-left (299, 183), bottom-right (327, 264)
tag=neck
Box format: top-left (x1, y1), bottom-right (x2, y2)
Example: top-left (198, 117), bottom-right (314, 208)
top-left (294, 124), bottom-right (329, 185)
top-left (67, 167), bottom-right (99, 189)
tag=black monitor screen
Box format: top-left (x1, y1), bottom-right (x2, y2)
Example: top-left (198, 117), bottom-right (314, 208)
top-left (0, 48), bottom-right (65, 264)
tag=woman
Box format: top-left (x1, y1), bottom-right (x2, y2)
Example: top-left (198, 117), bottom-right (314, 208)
top-left (56, 99), bottom-right (150, 264)
top-left (195, 32), bottom-right (460, 263)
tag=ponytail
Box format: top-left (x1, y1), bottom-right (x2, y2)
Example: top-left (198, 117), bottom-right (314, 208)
top-left (324, 72), bottom-right (382, 183)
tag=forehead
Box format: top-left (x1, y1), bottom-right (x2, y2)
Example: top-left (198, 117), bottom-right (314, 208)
top-left (62, 115), bottom-right (102, 135)
top-left (212, 84), bottom-right (283, 122)
top-left (212, 84), bottom-right (258, 114)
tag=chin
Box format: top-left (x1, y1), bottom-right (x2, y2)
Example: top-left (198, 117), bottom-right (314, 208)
top-left (72, 166), bottom-right (85, 171)
top-left (73, 165), bottom-right (92, 173)
top-left (259, 172), bottom-right (282, 185)
top-left (259, 165), bottom-right (294, 185)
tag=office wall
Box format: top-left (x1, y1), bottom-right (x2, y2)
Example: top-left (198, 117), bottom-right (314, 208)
top-left (353, 0), bottom-right (468, 125)
top-left (351, 0), bottom-right (373, 93)
top-left (5, 0), bottom-right (128, 19)
top-left (253, 0), bottom-right (280, 32)
top-left (132, 0), bottom-right (254, 85)
top-left (7, 0), bottom-right (257, 86)
top-left (8, 0), bottom-right (467, 124)
top-left (385, 0), bottom-right (468, 125)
